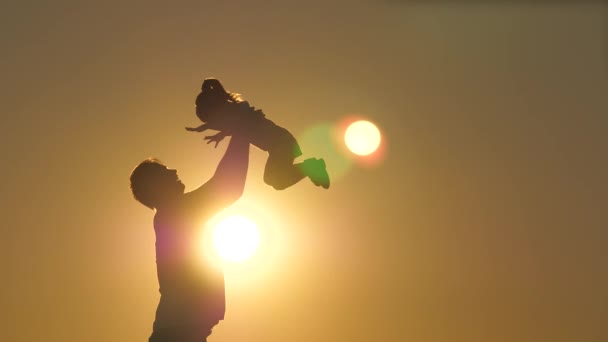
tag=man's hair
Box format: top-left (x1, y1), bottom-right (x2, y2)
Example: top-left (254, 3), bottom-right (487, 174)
top-left (129, 158), bottom-right (166, 210)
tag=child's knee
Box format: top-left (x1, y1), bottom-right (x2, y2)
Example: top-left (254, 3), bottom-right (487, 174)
top-left (270, 182), bottom-right (289, 191)
top-left (264, 172), bottom-right (289, 190)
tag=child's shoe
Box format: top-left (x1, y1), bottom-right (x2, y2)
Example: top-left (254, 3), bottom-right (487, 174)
top-left (302, 158), bottom-right (330, 189)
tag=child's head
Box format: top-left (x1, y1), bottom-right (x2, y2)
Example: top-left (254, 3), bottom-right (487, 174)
top-left (195, 89), bottom-right (222, 121)
top-left (195, 88), bottom-right (243, 122)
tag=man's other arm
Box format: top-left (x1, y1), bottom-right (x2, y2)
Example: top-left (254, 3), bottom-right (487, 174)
top-left (184, 134), bottom-right (250, 216)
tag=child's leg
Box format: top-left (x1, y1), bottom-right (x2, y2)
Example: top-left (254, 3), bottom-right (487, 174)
top-left (262, 127), bottom-right (330, 189)
top-left (264, 153), bottom-right (330, 190)
top-left (263, 153), bottom-right (306, 190)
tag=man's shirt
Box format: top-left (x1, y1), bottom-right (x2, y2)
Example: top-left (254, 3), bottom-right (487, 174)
top-left (153, 200), bottom-right (225, 324)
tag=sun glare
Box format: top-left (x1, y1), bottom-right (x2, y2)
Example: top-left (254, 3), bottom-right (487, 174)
top-left (344, 120), bottom-right (381, 156)
top-left (213, 215), bottom-right (260, 263)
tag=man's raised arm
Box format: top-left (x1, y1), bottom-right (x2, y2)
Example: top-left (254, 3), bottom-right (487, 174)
top-left (185, 134), bottom-right (250, 215)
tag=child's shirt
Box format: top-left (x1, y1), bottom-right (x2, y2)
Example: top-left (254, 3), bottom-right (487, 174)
top-left (225, 101), bottom-right (295, 154)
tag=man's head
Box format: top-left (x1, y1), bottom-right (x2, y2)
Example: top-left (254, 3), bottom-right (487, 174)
top-left (129, 158), bottom-right (185, 210)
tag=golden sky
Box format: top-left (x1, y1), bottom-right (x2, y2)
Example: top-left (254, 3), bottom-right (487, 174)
top-left (1, 2), bottom-right (607, 342)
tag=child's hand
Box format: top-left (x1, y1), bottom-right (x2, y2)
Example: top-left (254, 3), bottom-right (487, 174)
top-left (204, 131), bottom-right (228, 148)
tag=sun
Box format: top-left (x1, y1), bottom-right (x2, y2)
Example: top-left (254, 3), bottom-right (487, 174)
top-left (344, 120), bottom-right (381, 156)
top-left (212, 215), bottom-right (260, 263)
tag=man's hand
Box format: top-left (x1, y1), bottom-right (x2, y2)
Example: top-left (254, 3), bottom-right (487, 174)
top-left (204, 131), bottom-right (229, 148)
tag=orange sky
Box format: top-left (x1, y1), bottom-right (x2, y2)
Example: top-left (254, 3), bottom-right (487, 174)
top-left (1, 2), bottom-right (607, 342)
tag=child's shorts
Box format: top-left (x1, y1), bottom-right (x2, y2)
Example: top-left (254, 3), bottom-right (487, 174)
top-left (268, 126), bottom-right (303, 159)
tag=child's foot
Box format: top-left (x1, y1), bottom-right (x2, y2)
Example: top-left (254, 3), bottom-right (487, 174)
top-left (302, 158), bottom-right (330, 189)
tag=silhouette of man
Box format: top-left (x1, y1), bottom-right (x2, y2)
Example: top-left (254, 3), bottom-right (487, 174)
top-left (129, 134), bottom-right (250, 342)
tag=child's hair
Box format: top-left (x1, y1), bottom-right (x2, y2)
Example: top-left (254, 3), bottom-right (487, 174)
top-left (196, 79), bottom-right (243, 105)
top-left (227, 92), bottom-right (243, 103)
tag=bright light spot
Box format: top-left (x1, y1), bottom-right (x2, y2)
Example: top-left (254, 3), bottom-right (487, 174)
top-left (213, 215), bottom-right (260, 263)
top-left (298, 122), bottom-right (353, 182)
top-left (344, 120), bottom-right (381, 156)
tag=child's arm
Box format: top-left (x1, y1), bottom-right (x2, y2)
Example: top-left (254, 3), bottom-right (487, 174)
top-left (186, 121), bottom-right (227, 132)
top-left (185, 123), bottom-right (210, 132)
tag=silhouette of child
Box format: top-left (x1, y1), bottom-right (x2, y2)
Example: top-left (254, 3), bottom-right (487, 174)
top-left (186, 78), bottom-right (330, 190)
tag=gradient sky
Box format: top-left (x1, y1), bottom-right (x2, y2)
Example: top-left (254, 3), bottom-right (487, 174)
top-left (1, 2), bottom-right (607, 342)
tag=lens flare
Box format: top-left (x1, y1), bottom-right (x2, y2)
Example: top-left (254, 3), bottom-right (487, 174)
top-left (297, 122), bottom-right (353, 183)
top-left (344, 120), bottom-right (381, 156)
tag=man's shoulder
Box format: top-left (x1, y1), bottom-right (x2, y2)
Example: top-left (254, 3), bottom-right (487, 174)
top-left (178, 192), bottom-right (218, 223)
top-left (153, 204), bottom-right (187, 226)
